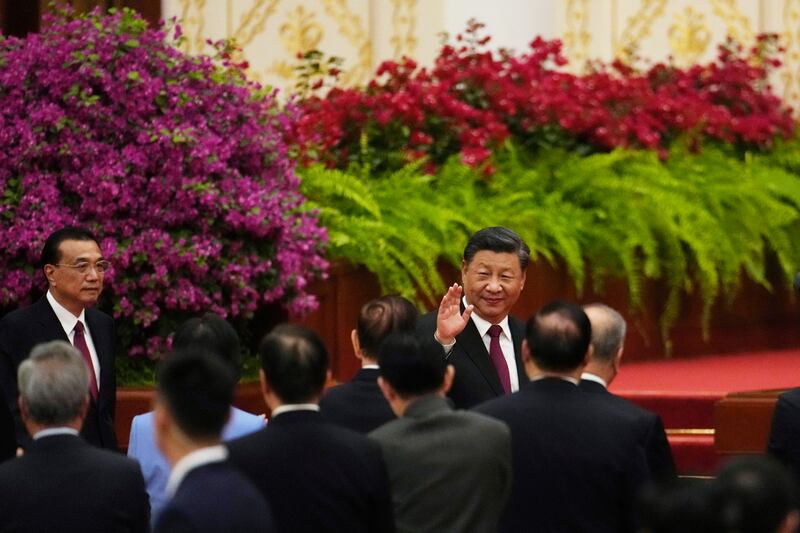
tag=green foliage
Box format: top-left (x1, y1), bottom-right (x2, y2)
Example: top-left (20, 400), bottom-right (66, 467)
top-left (303, 137), bottom-right (800, 349)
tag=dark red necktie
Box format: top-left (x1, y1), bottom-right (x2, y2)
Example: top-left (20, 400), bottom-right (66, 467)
top-left (73, 321), bottom-right (99, 400)
top-left (488, 324), bottom-right (511, 394)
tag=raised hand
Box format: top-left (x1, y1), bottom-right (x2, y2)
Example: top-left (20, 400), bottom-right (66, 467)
top-left (435, 283), bottom-right (474, 345)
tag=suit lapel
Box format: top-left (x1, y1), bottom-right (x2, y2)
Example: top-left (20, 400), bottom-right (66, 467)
top-left (35, 297), bottom-right (70, 343)
top-left (456, 313), bottom-right (503, 395)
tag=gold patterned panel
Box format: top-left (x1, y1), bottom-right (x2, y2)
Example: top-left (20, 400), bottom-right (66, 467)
top-left (668, 6), bottom-right (711, 66)
top-left (710, 0), bottom-right (754, 46)
top-left (615, 0), bottom-right (668, 63)
top-left (270, 6), bottom-right (325, 80)
top-left (177, 0), bottom-right (206, 53)
top-left (390, 0), bottom-right (418, 59)
top-left (231, 0), bottom-right (281, 49)
top-left (320, 0), bottom-right (372, 86)
top-left (783, 0), bottom-right (800, 105)
top-left (563, 0), bottom-right (590, 69)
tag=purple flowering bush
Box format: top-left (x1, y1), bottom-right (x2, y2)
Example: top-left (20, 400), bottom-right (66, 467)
top-left (0, 8), bottom-right (328, 363)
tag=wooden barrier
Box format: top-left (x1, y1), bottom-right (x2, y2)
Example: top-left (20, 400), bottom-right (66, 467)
top-left (714, 390), bottom-right (782, 456)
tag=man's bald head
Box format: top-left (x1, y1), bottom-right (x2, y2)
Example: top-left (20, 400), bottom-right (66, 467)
top-left (526, 300), bottom-right (591, 372)
top-left (583, 304), bottom-right (627, 364)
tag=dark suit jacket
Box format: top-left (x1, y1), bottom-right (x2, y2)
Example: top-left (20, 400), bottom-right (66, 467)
top-left (580, 378), bottom-right (676, 482)
top-left (417, 309), bottom-right (527, 409)
top-left (369, 394), bottom-right (511, 533)
top-left (320, 368), bottom-right (396, 433)
top-left (768, 387), bottom-right (800, 490)
top-left (0, 433), bottom-right (148, 532)
top-left (0, 296), bottom-right (117, 451)
top-left (155, 461), bottom-right (275, 533)
top-left (474, 378), bottom-right (650, 533)
top-left (226, 409), bottom-right (394, 533)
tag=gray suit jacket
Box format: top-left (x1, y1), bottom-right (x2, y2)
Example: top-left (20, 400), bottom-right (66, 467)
top-left (369, 395), bottom-right (511, 533)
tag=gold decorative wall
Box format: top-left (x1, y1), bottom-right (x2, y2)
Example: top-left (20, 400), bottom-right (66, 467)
top-left (163, 0), bottom-right (800, 111)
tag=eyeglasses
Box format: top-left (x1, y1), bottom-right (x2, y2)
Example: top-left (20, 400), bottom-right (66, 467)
top-left (53, 260), bottom-right (112, 275)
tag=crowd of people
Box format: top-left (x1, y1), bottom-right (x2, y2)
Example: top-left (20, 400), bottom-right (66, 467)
top-left (0, 226), bottom-right (799, 532)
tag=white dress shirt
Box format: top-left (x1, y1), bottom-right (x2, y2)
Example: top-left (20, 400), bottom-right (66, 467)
top-left (271, 404), bottom-right (321, 417)
top-left (33, 427), bottom-right (80, 440)
top-left (580, 372), bottom-right (608, 389)
top-left (465, 297), bottom-right (520, 392)
top-left (47, 291), bottom-right (101, 387)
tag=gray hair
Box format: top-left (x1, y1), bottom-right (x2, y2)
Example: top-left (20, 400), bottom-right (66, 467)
top-left (583, 303), bottom-right (627, 363)
top-left (18, 341), bottom-right (89, 425)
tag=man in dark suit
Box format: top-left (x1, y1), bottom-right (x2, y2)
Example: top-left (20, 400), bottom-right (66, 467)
top-left (0, 227), bottom-right (117, 455)
top-left (153, 350), bottom-right (274, 533)
top-left (768, 387), bottom-right (800, 491)
top-left (320, 295), bottom-right (418, 433)
top-left (417, 226), bottom-right (529, 409)
top-left (581, 303), bottom-right (676, 482)
top-left (0, 340), bottom-right (148, 532)
top-left (475, 300), bottom-right (649, 533)
top-left (370, 333), bottom-right (511, 533)
top-left (226, 324), bottom-right (394, 533)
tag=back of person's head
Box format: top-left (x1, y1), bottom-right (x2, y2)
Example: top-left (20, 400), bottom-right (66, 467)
top-left (157, 350), bottom-right (236, 440)
top-left (714, 456), bottom-right (799, 533)
top-left (40, 226), bottom-right (99, 269)
top-left (259, 324), bottom-right (328, 404)
top-left (583, 303), bottom-right (627, 363)
top-left (18, 340), bottom-right (89, 426)
top-left (463, 226), bottom-right (531, 270)
top-left (526, 300), bottom-right (591, 372)
top-left (357, 295), bottom-right (418, 360)
top-left (173, 313), bottom-right (242, 380)
top-left (638, 478), bottom-right (722, 533)
top-left (378, 333), bottom-right (446, 397)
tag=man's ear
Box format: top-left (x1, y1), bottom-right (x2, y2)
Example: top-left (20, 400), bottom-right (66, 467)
top-left (441, 365), bottom-right (455, 394)
top-left (522, 339), bottom-right (531, 364)
top-left (581, 344), bottom-right (593, 369)
top-left (461, 259), bottom-right (468, 281)
top-left (377, 376), bottom-right (394, 403)
top-left (259, 369), bottom-right (270, 398)
top-left (350, 329), bottom-right (363, 360)
top-left (612, 347), bottom-right (623, 373)
top-left (18, 397), bottom-right (29, 423)
top-left (43, 264), bottom-right (56, 286)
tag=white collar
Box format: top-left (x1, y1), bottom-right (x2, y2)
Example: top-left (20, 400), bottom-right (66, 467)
top-left (33, 427), bottom-right (80, 440)
top-left (531, 374), bottom-right (580, 386)
top-left (361, 364), bottom-right (379, 370)
top-left (271, 404), bottom-right (320, 417)
top-left (580, 372), bottom-right (608, 389)
top-left (166, 445), bottom-right (228, 497)
top-left (46, 291), bottom-right (86, 333)
top-left (463, 296), bottom-right (511, 339)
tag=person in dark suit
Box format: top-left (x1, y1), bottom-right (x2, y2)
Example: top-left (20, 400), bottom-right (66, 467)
top-left (474, 300), bottom-right (649, 533)
top-left (153, 350), bottom-right (274, 533)
top-left (226, 324), bottom-right (394, 533)
top-left (0, 227), bottom-right (117, 455)
top-left (768, 387), bottom-right (800, 492)
top-left (0, 340), bottom-right (148, 532)
top-left (370, 333), bottom-right (511, 533)
top-left (320, 295), bottom-right (418, 433)
top-left (581, 303), bottom-right (676, 482)
top-left (417, 226), bottom-right (529, 409)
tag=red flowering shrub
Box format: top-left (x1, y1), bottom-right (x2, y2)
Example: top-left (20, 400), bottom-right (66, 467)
top-left (291, 21), bottom-right (794, 172)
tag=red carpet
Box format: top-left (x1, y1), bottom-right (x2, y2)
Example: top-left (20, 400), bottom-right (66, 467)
top-left (607, 348), bottom-right (800, 476)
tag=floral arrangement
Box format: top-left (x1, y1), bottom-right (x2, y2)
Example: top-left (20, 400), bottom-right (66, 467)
top-left (292, 20), bottom-right (794, 173)
top-left (0, 8), bottom-right (327, 359)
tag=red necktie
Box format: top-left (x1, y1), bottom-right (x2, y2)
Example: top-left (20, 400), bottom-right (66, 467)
top-left (73, 321), bottom-right (99, 400)
top-left (488, 324), bottom-right (511, 394)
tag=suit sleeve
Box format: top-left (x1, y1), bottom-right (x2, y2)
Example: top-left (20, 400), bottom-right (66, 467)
top-left (621, 441), bottom-right (649, 533)
top-left (368, 444), bottom-right (396, 533)
top-left (0, 319), bottom-right (30, 450)
top-left (153, 506), bottom-right (194, 533)
top-left (768, 396), bottom-right (795, 463)
top-left (644, 416), bottom-right (676, 482)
